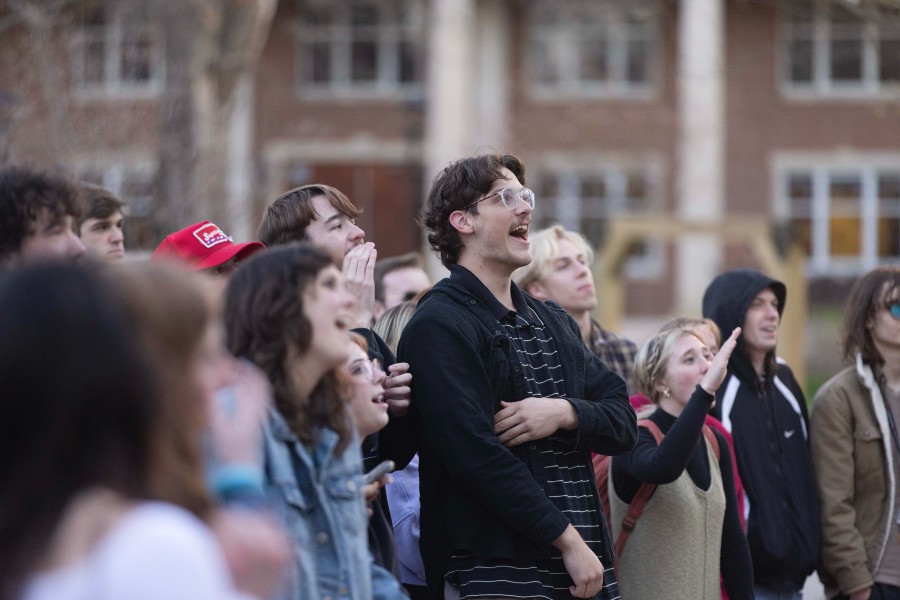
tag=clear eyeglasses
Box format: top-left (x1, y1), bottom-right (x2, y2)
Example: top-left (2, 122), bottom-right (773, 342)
top-left (349, 357), bottom-right (382, 382)
top-left (462, 187), bottom-right (536, 212)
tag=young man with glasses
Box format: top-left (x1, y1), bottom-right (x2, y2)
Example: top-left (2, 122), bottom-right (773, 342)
top-left (398, 153), bottom-right (636, 600)
top-left (811, 267), bottom-right (900, 600)
top-left (703, 269), bottom-right (819, 600)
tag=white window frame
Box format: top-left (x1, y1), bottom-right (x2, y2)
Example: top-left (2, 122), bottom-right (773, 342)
top-left (772, 152), bottom-right (900, 277)
top-left (293, 0), bottom-right (425, 100)
top-left (526, 0), bottom-right (658, 101)
top-left (531, 158), bottom-right (664, 279)
top-left (779, 0), bottom-right (900, 100)
top-left (70, 3), bottom-right (164, 100)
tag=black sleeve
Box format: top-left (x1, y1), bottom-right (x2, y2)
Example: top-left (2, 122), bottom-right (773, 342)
top-left (718, 429), bottom-right (754, 598)
top-left (611, 386), bottom-right (714, 502)
top-left (353, 327), bottom-right (417, 470)
top-left (397, 305), bottom-right (571, 547)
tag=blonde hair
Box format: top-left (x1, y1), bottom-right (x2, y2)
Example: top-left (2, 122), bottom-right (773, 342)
top-left (373, 301), bottom-right (416, 355)
top-left (660, 317), bottom-right (721, 347)
top-left (512, 224), bottom-right (594, 292)
top-left (631, 320), bottom-right (705, 404)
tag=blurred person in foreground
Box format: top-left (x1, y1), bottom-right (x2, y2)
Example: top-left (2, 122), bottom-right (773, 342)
top-left (0, 262), bottom-right (280, 600)
top-left (811, 266), bottom-right (900, 600)
top-left (77, 183), bottom-right (125, 262)
top-left (0, 166), bottom-right (85, 267)
top-left (225, 244), bottom-right (407, 600)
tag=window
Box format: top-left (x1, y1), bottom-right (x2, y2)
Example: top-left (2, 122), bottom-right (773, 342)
top-left (532, 164), bottom-right (663, 278)
top-left (778, 163), bottom-right (900, 276)
top-left (781, 0), bottom-right (900, 97)
top-left (527, 0), bottom-right (657, 98)
top-left (295, 0), bottom-right (424, 98)
top-left (77, 163), bottom-right (157, 250)
top-left (71, 3), bottom-right (163, 97)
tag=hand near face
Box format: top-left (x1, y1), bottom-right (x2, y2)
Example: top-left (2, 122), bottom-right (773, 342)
top-left (382, 362), bottom-right (412, 416)
top-left (342, 242), bottom-right (376, 328)
top-left (699, 327), bottom-right (741, 395)
top-left (494, 397), bottom-right (578, 446)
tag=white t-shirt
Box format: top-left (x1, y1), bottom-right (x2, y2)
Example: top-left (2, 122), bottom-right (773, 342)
top-left (20, 502), bottom-right (254, 600)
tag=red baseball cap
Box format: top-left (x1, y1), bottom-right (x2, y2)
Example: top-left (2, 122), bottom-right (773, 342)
top-left (152, 221), bottom-right (265, 270)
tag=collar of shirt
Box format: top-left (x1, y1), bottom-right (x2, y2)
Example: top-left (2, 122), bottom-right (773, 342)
top-left (449, 264), bottom-right (532, 323)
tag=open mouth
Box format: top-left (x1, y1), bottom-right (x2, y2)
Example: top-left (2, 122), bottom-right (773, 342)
top-left (372, 394), bottom-right (386, 405)
top-left (509, 224), bottom-right (529, 242)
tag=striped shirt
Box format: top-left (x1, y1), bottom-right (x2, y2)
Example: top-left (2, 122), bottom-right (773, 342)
top-left (446, 268), bottom-right (619, 600)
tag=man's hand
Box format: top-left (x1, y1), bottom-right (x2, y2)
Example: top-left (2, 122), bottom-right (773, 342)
top-left (850, 588), bottom-right (872, 600)
top-left (342, 242), bottom-right (376, 328)
top-left (493, 397), bottom-right (578, 447)
top-left (552, 524), bottom-right (605, 598)
top-left (382, 362), bottom-right (412, 417)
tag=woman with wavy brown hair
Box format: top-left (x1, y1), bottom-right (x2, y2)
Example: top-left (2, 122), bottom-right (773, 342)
top-left (224, 243), bottom-right (407, 600)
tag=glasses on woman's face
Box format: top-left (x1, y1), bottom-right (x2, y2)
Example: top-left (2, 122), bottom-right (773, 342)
top-left (348, 357), bottom-right (382, 382)
top-left (462, 187), bottom-right (536, 212)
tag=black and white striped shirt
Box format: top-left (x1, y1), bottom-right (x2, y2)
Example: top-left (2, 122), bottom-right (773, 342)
top-left (445, 269), bottom-right (619, 600)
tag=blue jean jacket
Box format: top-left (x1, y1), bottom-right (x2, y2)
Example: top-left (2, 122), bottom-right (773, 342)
top-left (264, 409), bottom-right (407, 600)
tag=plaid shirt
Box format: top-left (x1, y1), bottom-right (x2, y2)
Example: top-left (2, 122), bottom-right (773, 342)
top-left (588, 319), bottom-right (638, 394)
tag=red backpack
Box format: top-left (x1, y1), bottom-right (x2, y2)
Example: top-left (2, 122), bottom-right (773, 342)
top-left (592, 419), bottom-right (720, 557)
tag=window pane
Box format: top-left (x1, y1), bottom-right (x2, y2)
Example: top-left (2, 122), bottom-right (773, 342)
top-left (794, 218), bottom-right (813, 255)
top-left (578, 35), bottom-right (608, 82)
top-left (831, 38), bottom-right (863, 81)
top-left (626, 173), bottom-right (650, 211)
top-left (880, 39), bottom-right (900, 83)
top-left (537, 173), bottom-right (559, 198)
top-left (788, 38), bottom-right (813, 82)
top-left (81, 36), bottom-right (105, 84)
top-left (830, 176), bottom-right (861, 257)
top-left (352, 4), bottom-right (378, 26)
top-left (306, 5), bottom-right (332, 26)
top-left (308, 42), bottom-right (330, 82)
top-left (399, 39), bottom-right (419, 83)
top-left (878, 216), bottom-right (900, 258)
top-left (351, 41), bottom-right (377, 81)
top-left (880, 173), bottom-right (900, 199)
top-left (626, 38), bottom-right (648, 83)
top-left (122, 173), bottom-right (155, 217)
top-left (120, 30), bottom-right (153, 83)
top-left (531, 39), bottom-right (559, 84)
top-left (580, 175), bottom-right (606, 200)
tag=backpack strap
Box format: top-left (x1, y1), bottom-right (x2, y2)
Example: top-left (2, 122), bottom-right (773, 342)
top-left (614, 419), bottom-right (720, 557)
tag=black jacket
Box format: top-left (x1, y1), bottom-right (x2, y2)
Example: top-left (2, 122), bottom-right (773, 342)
top-left (397, 273), bottom-right (636, 599)
top-left (703, 269), bottom-right (820, 590)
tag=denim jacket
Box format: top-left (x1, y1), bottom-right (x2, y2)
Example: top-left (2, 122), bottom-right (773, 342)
top-left (263, 409), bottom-right (407, 600)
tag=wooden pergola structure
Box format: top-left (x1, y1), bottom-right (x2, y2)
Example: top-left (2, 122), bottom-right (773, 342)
top-left (594, 217), bottom-right (808, 385)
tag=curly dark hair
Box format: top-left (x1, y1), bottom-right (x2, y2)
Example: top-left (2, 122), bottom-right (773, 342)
top-left (224, 243), bottom-right (354, 452)
top-left (842, 266), bottom-right (900, 366)
top-left (0, 166), bottom-right (81, 264)
top-left (421, 153), bottom-right (526, 268)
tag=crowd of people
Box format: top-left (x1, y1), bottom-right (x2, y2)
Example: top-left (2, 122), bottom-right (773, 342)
top-left (0, 154), bottom-right (897, 600)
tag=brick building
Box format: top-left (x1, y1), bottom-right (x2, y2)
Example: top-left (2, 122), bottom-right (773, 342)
top-left (1, 0), bottom-right (899, 318)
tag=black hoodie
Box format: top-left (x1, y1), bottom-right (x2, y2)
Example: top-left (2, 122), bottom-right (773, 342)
top-left (702, 269), bottom-right (820, 591)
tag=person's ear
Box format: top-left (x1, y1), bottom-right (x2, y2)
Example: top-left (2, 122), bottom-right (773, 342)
top-left (526, 281), bottom-right (549, 301)
top-left (449, 211), bottom-right (474, 235)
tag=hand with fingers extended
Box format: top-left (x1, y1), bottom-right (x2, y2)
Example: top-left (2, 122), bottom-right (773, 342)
top-left (342, 242), bottom-right (377, 328)
top-left (699, 326), bottom-right (741, 396)
top-left (382, 362), bottom-right (412, 417)
top-left (553, 525), bottom-right (605, 598)
top-left (494, 397), bottom-right (577, 447)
